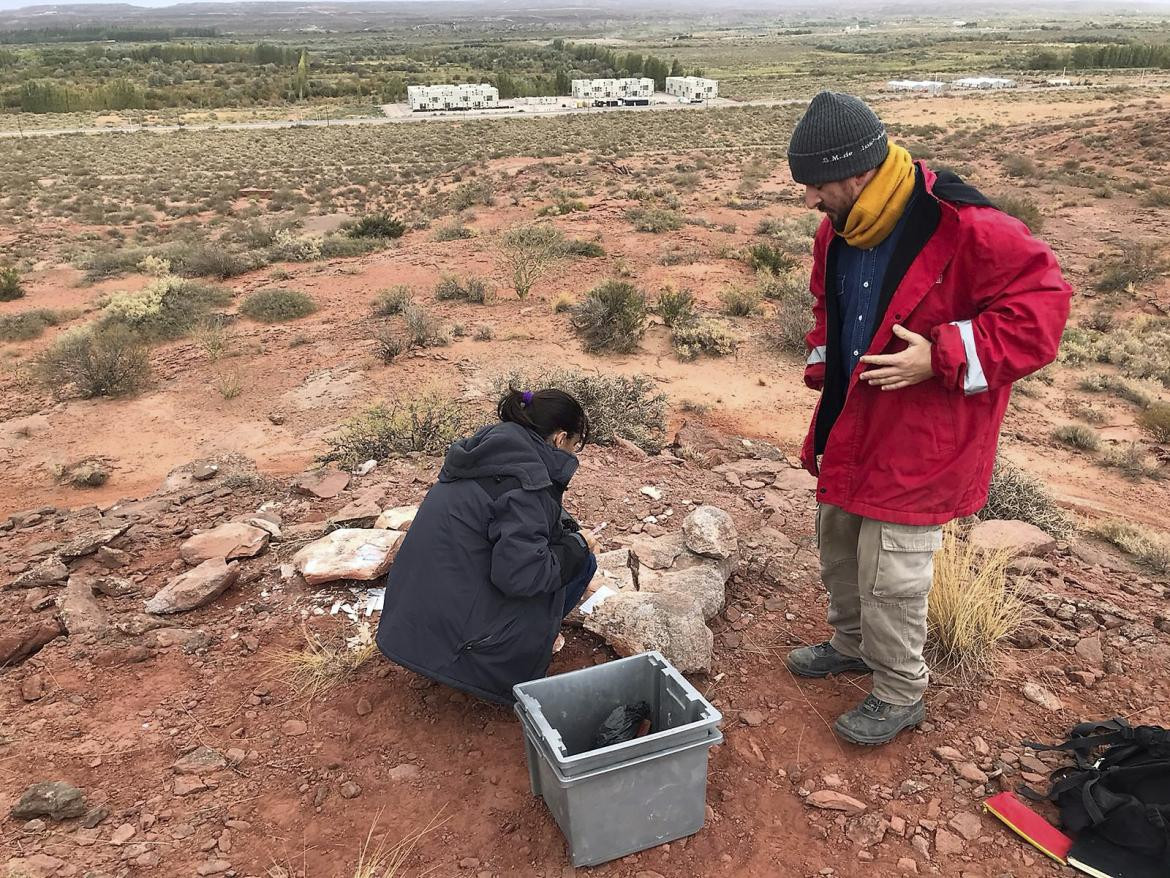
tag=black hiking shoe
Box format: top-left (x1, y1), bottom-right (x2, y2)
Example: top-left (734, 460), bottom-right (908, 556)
top-left (785, 641), bottom-right (871, 678)
top-left (834, 694), bottom-right (925, 746)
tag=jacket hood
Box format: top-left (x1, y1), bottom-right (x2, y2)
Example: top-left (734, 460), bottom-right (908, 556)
top-left (439, 421), bottom-right (578, 490)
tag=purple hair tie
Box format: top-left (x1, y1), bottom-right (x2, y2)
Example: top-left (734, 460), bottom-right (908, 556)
top-left (521, 391), bottom-right (534, 407)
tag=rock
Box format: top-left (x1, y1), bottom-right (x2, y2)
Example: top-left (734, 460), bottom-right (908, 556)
top-left (93, 646), bottom-right (153, 667)
top-left (935, 827), bottom-right (965, 855)
top-left (145, 559), bottom-right (240, 614)
top-left (93, 576), bottom-right (136, 597)
top-left (682, 506), bottom-right (738, 560)
top-left (293, 468), bottom-right (350, 499)
top-left (282, 719), bottom-right (308, 736)
top-left (5, 854), bottom-right (65, 877)
top-left (10, 781), bottom-right (87, 820)
top-left (66, 460), bottom-right (110, 487)
top-left (110, 823), bottom-right (136, 845)
top-left (583, 591), bottom-right (713, 673)
top-left (173, 747), bottom-right (227, 776)
top-left (638, 559), bottom-right (728, 620)
top-left (806, 790), bottom-right (867, 816)
top-left (292, 528), bottom-right (404, 585)
top-left (969, 520), bottom-right (1057, 558)
top-left (740, 709), bottom-right (765, 727)
top-left (356, 696), bottom-right (372, 716)
top-left (388, 764), bottom-right (420, 781)
top-left (593, 548), bottom-right (637, 593)
top-left (898, 857), bottom-right (919, 874)
top-left (640, 486), bottom-right (663, 501)
top-left (0, 619), bottom-right (65, 667)
top-left (173, 776), bottom-right (207, 796)
top-left (374, 505), bottom-right (419, 531)
top-left (240, 516), bottom-right (282, 539)
top-left (1075, 634), bottom-right (1104, 668)
top-left (59, 576), bottom-right (108, 636)
top-left (629, 532), bottom-right (687, 570)
top-left (191, 463), bottom-right (219, 481)
top-left (339, 781), bottom-right (362, 799)
top-left (7, 556), bottom-right (69, 589)
top-left (180, 523), bottom-right (269, 565)
top-left (948, 812), bottom-right (984, 842)
top-left (196, 859), bottom-right (232, 876)
top-left (328, 490), bottom-right (386, 528)
top-left (21, 674), bottom-right (48, 701)
top-left (932, 746), bottom-right (963, 762)
top-left (153, 628), bottom-right (211, 651)
top-left (846, 813), bottom-right (888, 847)
top-left (1023, 681), bottom-right (1063, 712)
top-left (57, 525), bottom-right (130, 560)
top-left (955, 762), bottom-right (988, 784)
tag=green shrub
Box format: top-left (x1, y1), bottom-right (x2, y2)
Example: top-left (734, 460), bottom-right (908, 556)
top-left (1052, 424), bottom-right (1101, 451)
top-left (979, 457), bottom-right (1074, 538)
top-left (563, 239), bottom-right (605, 258)
top-left (372, 326), bottom-right (408, 363)
top-left (403, 304), bottom-right (448, 348)
top-left (372, 285), bottom-right (412, 316)
top-left (655, 287), bottom-right (696, 328)
top-left (434, 222), bottom-right (473, 242)
top-left (0, 308), bottom-right (70, 342)
top-left (345, 212), bottom-right (405, 239)
top-left (36, 325), bottom-right (151, 398)
top-left (1094, 242), bottom-right (1169, 294)
top-left (0, 264), bottom-right (24, 301)
top-left (100, 276), bottom-right (232, 340)
top-left (627, 207), bottom-right (683, 233)
top-left (171, 243), bottom-right (264, 279)
top-left (321, 394), bottom-right (479, 466)
top-left (1102, 443), bottom-right (1162, 481)
top-left (995, 196), bottom-right (1045, 233)
top-left (1095, 520), bottom-right (1170, 574)
top-left (672, 319), bottom-right (738, 361)
top-left (473, 325), bottom-right (494, 341)
top-left (319, 235), bottom-right (380, 259)
top-left (80, 247), bottom-right (152, 282)
top-left (537, 198), bottom-right (587, 216)
top-left (492, 369), bottom-right (668, 452)
top-left (745, 242), bottom-right (798, 276)
top-left (435, 276), bottom-right (491, 304)
top-left (1138, 402), bottom-right (1170, 443)
top-left (239, 289), bottom-right (317, 323)
top-left (571, 280), bottom-right (647, 354)
top-left (754, 214), bottom-right (819, 255)
top-left (1002, 154), bottom-right (1039, 178)
top-left (449, 180), bottom-right (496, 211)
top-left (267, 229), bottom-right (322, 262)
top-left (1079, 372), bottom-right (1155, 407)
top-left (720, 285), bottom-right (762, 317)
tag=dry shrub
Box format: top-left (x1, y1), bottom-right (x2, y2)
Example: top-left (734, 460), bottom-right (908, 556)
top-left (571, 280), bottom-right (647, 353)
top-left (321, 394), bottom-right (479, 466)
top-left (1095, 520), bottom-right (1170, 574)
top-left (269, 626), bottom-right (377, 702)
top-left (1102, 442), bottom-right (1162, 481)
top-left (1138, 402), bottom-right (1170, 443)
top-left (671, 319), bottom-right (737, 361)
top-left (927, 524), bottom-right (1028, 680)
top-left (979, 457), bottom-right (1074, 538)
top-left (1094, 242), bottom-right (1169, 294)
top-left (372, 286), bottom-right (412, 316)
top-left (1052, 424), bottom-right (1100, 452)
top-left (36, 325), bottom-right (151, 399)
top-left (498, 224), bottom-right (563, 299)
top-left (654, 287), bottom-right (695, 328)
top-left (239, 289), bottom-right (317, 323)
top-left (719, 285), bottom-right (761, 317)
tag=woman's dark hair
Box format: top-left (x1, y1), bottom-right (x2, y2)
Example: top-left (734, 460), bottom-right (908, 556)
top-left (498, 387), bottom-right (590, 451)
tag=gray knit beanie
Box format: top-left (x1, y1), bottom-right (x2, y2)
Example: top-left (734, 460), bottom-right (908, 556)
top-left (787, 91), bottom-right (889, 185)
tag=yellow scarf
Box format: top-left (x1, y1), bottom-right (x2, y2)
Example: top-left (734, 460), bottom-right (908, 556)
top-left (840, 143), bottom-right (915, 250)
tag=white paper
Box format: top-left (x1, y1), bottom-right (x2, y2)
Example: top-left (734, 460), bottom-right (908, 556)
top-left (579, 585), bottom-right (616, 616)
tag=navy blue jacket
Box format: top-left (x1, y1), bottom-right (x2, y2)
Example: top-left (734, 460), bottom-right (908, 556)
top-left (375, 421), bottom-right (589, 704)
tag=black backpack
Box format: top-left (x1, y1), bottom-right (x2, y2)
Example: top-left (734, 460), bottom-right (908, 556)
top-left (1021, 718), bottom-right (1170, 868)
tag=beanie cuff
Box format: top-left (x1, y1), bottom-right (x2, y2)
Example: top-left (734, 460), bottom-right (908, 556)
top-left (788, 128), bottom-right (889, 185)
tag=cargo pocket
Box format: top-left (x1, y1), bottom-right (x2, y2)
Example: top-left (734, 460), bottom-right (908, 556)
top-left (872, 523), bottom-right (942, 600)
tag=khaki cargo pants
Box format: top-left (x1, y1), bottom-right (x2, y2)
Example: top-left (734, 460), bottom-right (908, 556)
top-left (816, 503), bottom-right (943, 706)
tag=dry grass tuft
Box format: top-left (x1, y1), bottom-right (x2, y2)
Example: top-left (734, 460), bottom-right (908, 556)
top-left (927, 524), bottom-right (1029, 682)
top-left (353, 809), bottom-right (449, 878)
top-left (270, 626), bottom-right (377, 701)
top-left (1095, 520), bottom-right (1170, 574)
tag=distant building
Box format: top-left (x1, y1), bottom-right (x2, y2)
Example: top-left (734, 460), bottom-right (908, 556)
top-left (407, 83), bottom-right (499, 112)
top-left (1046, 77), bottom-right (1072, 87)
top-left (666, 76), bottom-right (718, 102)
top-left (571, 78), bottom-right (654, 106)
top-left (953, 77), bottom-right (1016, 90)
top-left (886, 80), bottom-right (945, 94)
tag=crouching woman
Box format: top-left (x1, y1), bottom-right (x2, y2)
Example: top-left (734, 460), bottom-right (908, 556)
top-left (375, 388), bottom-right (598, 704)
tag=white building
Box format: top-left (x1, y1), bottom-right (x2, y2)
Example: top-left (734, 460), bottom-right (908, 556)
top-left (407, 83), bottom-right (499, 112)
top-left (571, 77), bottom-right (654, 106)
top-left (666, 76), bottom-right (718, 102)
top-left (953, 77), bottom-right (1016, 90)
top-left (886, 80), bottom-right (945, 94)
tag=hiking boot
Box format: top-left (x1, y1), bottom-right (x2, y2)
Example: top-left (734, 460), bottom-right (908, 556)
top-left (834, 694), bottom-right (925, 746)
top-left (785, 641), bottom-right (871, 678)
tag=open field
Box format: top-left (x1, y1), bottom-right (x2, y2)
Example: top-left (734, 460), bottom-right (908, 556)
top-left (2, 6), bottom-right (1170, 878)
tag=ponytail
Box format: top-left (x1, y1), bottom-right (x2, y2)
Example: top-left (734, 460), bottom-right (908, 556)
top-left (498, 387), bottom-right (590, 451)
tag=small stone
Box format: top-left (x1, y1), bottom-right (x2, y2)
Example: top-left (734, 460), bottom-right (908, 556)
top-left (282, 719), bottom-right (308, 736)
top-left (7, 556), bottom-right (69, 589)
top-left (6, 854), bottom-right (65, 878)
top-left (459, 859), bottom-right (481, 870)
top-left (1023, 682), bottom-right (1063, 712)
top-left (356, 696), bottom-right (372, 716)
top-left (935, 827), bottom-right (965, 855)
top-left (192, 463), bottom-right (219, 481)
top-left (21, 674), bottom-right (48, 702)
top-left (339, 781), bottom-right (362, 799)
top-left (740, 709), bottom-right (765, 727)
top-left (948, 812), bottom-right (983, 842)
top-left (969, 520), bottom-right (1057, 557)
top-left (59, 575), bottom-right (108, 636)
top-left (955, 762), bottom-right (989, 784)
top-left (388, 764), bottom-right (420, 781)
top-left (932, 746), bottom-right (963, 762)
top-left (374, 505), bottom-right (419, 531)
top-left (293, 468), bottom-right (349, 499)
top-left (806, 790), bottom-right (867, 816)
top-left (180, 522), bottom-right (269, 565)
top-left (173, 776), bottom-right (207, 796)
top-left (110, 823), bottom-right (136, 845)
top-left (196, 859), bottom-right (232, 876)
top-left (640, 486), bottom-right (663, 501)
top-left (145, 559), bottom-right (240, 615)
top-left (1074, 635), bottom-right (1104, 668)
top-left (10, 781), bottom-right (86, 820)
top-left (897, 857), bottom-right (918, 874)
top-left (292, 528), bottom-right (404, 585)
top-left (173, 747), bottom-right (227, 776)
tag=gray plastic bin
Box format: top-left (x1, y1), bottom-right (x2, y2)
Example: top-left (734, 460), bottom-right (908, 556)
top-left (512, 651), bottom-right (723, 866)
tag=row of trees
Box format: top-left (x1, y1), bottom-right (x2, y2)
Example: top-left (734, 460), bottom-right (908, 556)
top-left (0, 26), bottom-right (215, 45)
top-left (1023, 42), bottom-right (1170, 70)
top-left (18, 78), bottom-right (145, 112)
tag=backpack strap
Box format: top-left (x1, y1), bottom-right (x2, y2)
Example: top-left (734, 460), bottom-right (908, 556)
top-left (1024, 718), bottom-right (1135, 770)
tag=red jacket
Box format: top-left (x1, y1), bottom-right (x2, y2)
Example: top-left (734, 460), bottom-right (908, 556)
top-left (801, 163), bottom-right (1072, 526)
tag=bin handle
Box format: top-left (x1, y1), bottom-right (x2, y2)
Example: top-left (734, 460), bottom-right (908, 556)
top-left (515, 691), bottom-right (568, 756)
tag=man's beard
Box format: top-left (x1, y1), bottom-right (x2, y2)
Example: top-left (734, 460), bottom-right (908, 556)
top-left (820, 205), bottom-right (849, 233)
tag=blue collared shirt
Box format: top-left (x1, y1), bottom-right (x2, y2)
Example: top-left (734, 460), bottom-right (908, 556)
top-left (833, 196), bottom-right (915, 378)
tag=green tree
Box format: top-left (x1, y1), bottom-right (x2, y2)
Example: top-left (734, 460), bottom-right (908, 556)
top-left (294, 49), bottom-right (309, 100)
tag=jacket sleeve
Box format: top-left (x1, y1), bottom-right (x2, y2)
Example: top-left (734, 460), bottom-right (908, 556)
top-left (804, 224), bottom-right (831, 391)
top-left (487, 488), bottom-right (567, 598)
top-left (930, 214), bottom-right (1072, 395)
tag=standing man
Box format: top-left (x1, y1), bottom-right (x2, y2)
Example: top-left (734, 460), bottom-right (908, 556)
top-left (784, 92), bottom-right (1071, 745)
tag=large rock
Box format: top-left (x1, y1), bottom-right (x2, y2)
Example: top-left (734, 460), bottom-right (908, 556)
top-left (292, 528), bottom-right (404, 585)
top-left (179, 522), bottom-right (269, 565)
top-left (374, 505), bottom-right (419, 531)
top-left (57, 525), bottom-right (130, 560)
top-left (583, 592), bottom-right (713, 673)
top-left (969, 519), bottom-right (1057, 558)
top-left (10, 781), bottom-right (87, 820)
top-left (293, 468), bottom-right (350, 499)
top-left (145, 559), bottom-right (240, 614)
top-left (594, 548), bottom-right (637, 592)
top-left (0, 619), bottom-right (65, 667)
top-left (638, 560), bottom-right (728, 621)
top-left (682, 506), bottom-right (738, 560)
top-left (7, 556), bottom-right (69, 589)
top-left (629, 532), bottom-right (687, 570)
top-left (59, 576), bottom-right (108, 636)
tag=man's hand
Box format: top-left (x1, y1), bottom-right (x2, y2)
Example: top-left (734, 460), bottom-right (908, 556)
top-left (859, 324), bottom-right (934, 391)
top-left (582, 530), bottom-right (600, 555)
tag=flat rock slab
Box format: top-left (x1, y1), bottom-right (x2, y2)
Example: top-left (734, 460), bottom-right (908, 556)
top-left (682, 506), bottom-right (738, 560)
top-left (10, 781), bottom-right (87, 820)
top-left (292, 468), bottom-right (350, 499)
top-left (806, 790), bottom-right (867, 815)
top-left (180, 522), bottom-right (270, 565)
top-left (328, 490), bottom-right (386, 528)
top-left (59, 576), bottom-right (108, 636)
top-left (629, 532), bottom-right (687, 570)
top-left (638, 560), bottom-right (728, 621)
top-left (145, 559), bottom-right (240, 615)
top-left (584, 591), bottom-right (713, 673)
top-left (58, 525), bottom-right (130, 560)
top-left (969, 519), bottom-right (1057, 557)
top-left (0, 619), bottom-right (65, 667)
top-left (173, 747), bottom-right (227, 776)
top-left (374, 505), bottom-right (419, 531)
top-left (7, 556), bottom-right (69, 589)
top-left (293, 528), bottom-right (404, 585)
